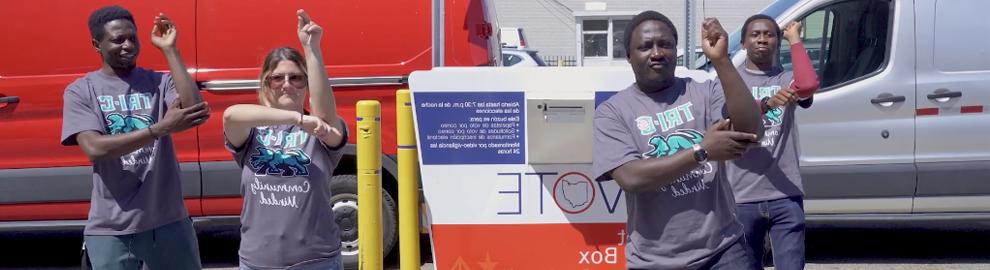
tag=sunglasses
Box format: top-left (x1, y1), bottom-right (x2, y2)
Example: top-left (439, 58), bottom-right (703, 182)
top-left (266, 73), bottom-right (308, 88)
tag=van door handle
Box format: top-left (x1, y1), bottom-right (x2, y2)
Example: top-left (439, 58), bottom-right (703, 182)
top-left (0, 96), bottom-right (20, 104)
top-left (926, 90), bottom-right (962, 100)
top-left (870, 94), bottom-right (905, 105)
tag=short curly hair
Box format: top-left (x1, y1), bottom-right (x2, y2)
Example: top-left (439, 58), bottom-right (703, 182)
top-left (623, 10), bottom-right (678, 58)
top-left (88, 5), bottom-right (136, 41)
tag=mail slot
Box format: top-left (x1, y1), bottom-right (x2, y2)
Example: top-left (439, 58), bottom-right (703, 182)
top-left (527, 99), bottom-right (594, 164)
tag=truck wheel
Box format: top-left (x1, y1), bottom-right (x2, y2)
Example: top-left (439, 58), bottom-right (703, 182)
top-left (330, 174), bottom-right (398, 270)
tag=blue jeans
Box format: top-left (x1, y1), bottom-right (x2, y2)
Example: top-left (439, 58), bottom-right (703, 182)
top-left (84, 218), bottom-right (202, 270)
top-left (736, 196), bottom-right (806, 270)
top-left (699, 237), bottom-right (761, 270)
top-left (239, 255), bottom-right (343, 270)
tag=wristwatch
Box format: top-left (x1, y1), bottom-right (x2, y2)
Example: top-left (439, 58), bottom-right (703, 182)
top-left (760, 97), bottom-right (772, 113)
top-left (692, 144), bottom-right (708, 164)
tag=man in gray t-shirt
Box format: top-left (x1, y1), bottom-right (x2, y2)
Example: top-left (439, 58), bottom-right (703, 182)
top-left (593, 11), bottom-right (764, 269)
top-left (60, 6), bottom-right (209, 269)
top-left (724, 16), bottom-right (819, 270)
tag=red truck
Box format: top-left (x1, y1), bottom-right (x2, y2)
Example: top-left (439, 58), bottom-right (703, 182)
top-left (0, 0), bottom-right (500, 267)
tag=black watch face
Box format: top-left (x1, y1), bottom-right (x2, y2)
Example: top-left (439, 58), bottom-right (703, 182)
top-left (694, 148), bottom-right (707, 162)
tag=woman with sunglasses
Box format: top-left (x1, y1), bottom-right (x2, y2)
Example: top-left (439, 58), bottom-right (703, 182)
top-left (222, 9), bottom-right (347, 270)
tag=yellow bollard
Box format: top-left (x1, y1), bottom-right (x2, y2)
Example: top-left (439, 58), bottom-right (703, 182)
top-left (396, 90), bottom-right (421, 270)
top-left (356, 100), bottom-right (383, 270)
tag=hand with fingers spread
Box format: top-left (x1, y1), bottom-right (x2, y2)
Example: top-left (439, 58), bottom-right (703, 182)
top-left (701, 18), bottom-right (730, 62)
top-left (783, 21), bottom-right (802, 44)
top-left (151, 13), bottom-right (178, 51)
top-left (768, 88), bottom-right (799, 108)
top-left (296, 9), bottom-right (323, 49)
top-left (699, 119), bottom-right (759, 161)
top-left (152, 99), bottom-right (210, 136)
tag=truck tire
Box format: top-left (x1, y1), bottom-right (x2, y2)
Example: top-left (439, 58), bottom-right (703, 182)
top-left (330, 174), bottom-right (398, 270)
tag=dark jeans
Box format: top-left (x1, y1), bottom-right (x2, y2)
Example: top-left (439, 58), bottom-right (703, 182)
top-left (699, 236), bottom-right (761, 270)
top-left (627, 237), bottom-right (759, 270)
top-left (736, 196), bottom-right (806, 270)
top-left (85, 218), bottom-right (201, 270)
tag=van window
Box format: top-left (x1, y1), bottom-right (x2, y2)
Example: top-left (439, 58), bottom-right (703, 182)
top-left (782, 0), bottom-right (891, 89)
top-left (934, 0), bottom-right (990, 72)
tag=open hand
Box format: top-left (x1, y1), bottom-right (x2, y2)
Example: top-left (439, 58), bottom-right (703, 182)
top-left (151, 13), bottom-right (177, 51)
top-left (699, 119), bottom-right (758, 161)
top-left (154, 100), bottom-right (209, 135)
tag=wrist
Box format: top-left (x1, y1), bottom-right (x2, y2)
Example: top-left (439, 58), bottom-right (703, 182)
top-left (710, 57), bottom-right (733, 68)
top-left (691, 144), bottom-right (709, 164)
top-left (160, 47), bottom-right (180, 55)
top-left (148, 124), bottom-right (164, 138)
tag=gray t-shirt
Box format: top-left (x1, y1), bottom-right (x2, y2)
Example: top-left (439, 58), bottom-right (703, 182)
top-left (725, 68), bottom-right (805, 203)
top-left (227, 121), bottom-right (347, 269)
top-left (60, 68), bottom-right (188, 235)
top-left (593, 78), bottom-right (742, 269)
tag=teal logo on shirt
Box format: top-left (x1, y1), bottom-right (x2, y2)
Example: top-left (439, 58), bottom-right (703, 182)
top-left (635, 102), bottom-right (695, 135)
top-left (105, 113), bottom-right (153, 135)
top-left (249, 147), bottom-right (312, 177)
top-left (752, 86), bottom-right (786, 127)
top-left (98, 94), bottom-right (153, 112)
top-left (765, 107), bottom-right (784, 126)
top-left (644, 129), bottom-right (704, 158)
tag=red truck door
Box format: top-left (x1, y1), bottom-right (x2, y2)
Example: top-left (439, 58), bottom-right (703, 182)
top-left (0, 1), bottom-right (201, 220)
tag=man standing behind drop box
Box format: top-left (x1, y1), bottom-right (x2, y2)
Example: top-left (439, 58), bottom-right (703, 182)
top-left (60, 5), bottom-right (208, 270)
top-left (593, 11), bottom-right (764, 270)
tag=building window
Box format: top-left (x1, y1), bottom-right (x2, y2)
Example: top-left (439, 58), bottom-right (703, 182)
top-left (578, 16), bottom-right (633, 62)
top-left (582, 20), bottom-right (608, 57)
top-left (611, 20), bottom-right (630, 59)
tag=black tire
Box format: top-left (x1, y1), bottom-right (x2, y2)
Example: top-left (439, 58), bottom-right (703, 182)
top-left (330, 174), bottom-right (398, 270)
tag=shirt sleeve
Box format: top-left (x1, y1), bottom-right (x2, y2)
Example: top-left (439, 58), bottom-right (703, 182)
top-left (705, 79), bottom-right (728, 127)
top-left (318, 118), bottom-right (349, 171)
top-left (60, 80), bottom-right (105, 146)
top-left (225, 127), bottom-right (257, 166)
top-left (321, 117), bottom-right (349, 152)
top-left (161, 72), bottom-right (178, 107)
top-left (592, 102), bottom-right (641, 182)
top-left (788, 41), bottom-right (820, 98)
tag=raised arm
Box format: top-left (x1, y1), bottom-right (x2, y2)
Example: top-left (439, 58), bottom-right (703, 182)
top-left (607, 118), bottom-right (756, 193)
top-left (783, 21), bottom-right (819, 100)
top-left (223, 104), bottom-right (338, 149)
top-left (152, 13), bottom-right (204, 108)
top-left (78, 100), bottom-right (208, 162)
top-left (296, 10), bottom-right (341, 133)
top-left (701, 18), bottom-right (764, 139)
